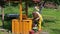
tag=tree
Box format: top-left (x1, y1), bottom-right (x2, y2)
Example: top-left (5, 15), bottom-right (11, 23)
top-left (44, 0), bottom-right (60, 5)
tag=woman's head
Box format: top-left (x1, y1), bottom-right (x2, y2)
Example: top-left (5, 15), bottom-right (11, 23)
top-left (32, 12), bottom-right (40, 18)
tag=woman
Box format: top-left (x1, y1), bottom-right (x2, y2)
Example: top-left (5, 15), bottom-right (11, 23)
top-left (32, 11), bottom-right (43, 32)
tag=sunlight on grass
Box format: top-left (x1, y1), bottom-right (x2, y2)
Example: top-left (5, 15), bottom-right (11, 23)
top-left (42, 8), bottom-right (60, 34)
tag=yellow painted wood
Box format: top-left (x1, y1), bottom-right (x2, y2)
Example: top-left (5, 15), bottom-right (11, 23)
top-left (12, 19), bottom-right (20, 34)
top-left (12, 20), bottom-right (15, 34)
top-left (15, 20), bottom-right (19, 34)
top-left (12, 19), bottom-right (32, 34)
top-left (20, 0), bottom-right (22, 21)
top-left (21, 20), bottom-right (32, 34)
top-left (19, 21), bottom-right (23, 34)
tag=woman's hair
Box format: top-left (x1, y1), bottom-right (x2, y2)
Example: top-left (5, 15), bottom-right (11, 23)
top-left (32, 11), bottom-right (40, 18)
top-left (32, 11), bottom-right (40, 16)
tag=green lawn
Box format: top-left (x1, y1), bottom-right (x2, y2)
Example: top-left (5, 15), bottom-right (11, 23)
top-left (0, 6), bottom-right (60, 34)
top-left (42, 8), bottom-right (60, 34)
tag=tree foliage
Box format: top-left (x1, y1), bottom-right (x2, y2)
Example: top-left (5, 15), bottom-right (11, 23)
top-left (44, 0), bottom-right (60, 5)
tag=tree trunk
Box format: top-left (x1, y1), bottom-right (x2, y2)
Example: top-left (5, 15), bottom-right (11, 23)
top-left (1, 7), bottom-right (4, 28)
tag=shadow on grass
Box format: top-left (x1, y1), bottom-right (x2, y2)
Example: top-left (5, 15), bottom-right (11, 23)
top-left (51, 28), bottom-right (60, 34)
top-left (42, 16), bottom-right (57, 27)
top-left (4, 20), bottom-right (12, 31)
top-left (41, 20), bottom-right (56, 27)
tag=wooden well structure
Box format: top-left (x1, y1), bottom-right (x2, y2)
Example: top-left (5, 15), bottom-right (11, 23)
top-left (12, 0), bottom-right (42, 34)
top-left (12, 0), bottom-right (32, 34)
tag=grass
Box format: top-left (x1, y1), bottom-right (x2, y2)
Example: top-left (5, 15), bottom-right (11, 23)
top-left (42, 8), bottom-right (60, 34)
top-left (0, 5), bottom-right (60, 34)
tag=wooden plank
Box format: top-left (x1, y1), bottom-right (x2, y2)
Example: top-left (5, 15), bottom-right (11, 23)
top-left (20, 0), bottom-right (22, 21)
top-left (14, 20), bottom-right (19, 34)
top-left (28, 20), bottom-right (32, 31)
top-left (19, 21), bottom-right (23, 34)
top-left (12, 19), bottom-right (15, 34)
top-left (22, 20), bottom-right (32, 34)
top-left (12, 19), bottom-right (20, 34)
top-left (23, 21), bottom-right (29, 34)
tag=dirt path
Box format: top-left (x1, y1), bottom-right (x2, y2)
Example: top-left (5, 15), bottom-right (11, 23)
top-left (40, 31), bottom-right (49, 34)
top-left (0, 28), bottom-right (9, 34)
